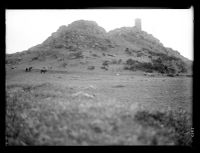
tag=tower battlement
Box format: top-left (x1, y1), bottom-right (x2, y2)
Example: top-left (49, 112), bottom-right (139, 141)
top-left (135, 18), bottom-right (142, 31)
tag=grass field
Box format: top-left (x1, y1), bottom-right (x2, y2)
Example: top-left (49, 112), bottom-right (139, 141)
top-left (6, 69), bottom-right (192, 145)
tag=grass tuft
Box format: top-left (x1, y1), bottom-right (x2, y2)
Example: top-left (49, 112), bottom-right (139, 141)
top-left (134, 109), bottom-right (192, 145)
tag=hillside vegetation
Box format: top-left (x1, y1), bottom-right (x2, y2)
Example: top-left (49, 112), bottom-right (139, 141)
top-left (6, 20), bottom-right (192, 75)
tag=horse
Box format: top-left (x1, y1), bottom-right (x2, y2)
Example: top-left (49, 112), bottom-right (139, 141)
top-left (25, 67), bottom-right (33, 72)
top-left (28, 67), bottom-right (33, 71)
top-left (41, 67), bottom-right (47, 74)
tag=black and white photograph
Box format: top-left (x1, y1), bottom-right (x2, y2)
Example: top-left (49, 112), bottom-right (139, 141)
top-left (5, 8), bottom-right (193, 146)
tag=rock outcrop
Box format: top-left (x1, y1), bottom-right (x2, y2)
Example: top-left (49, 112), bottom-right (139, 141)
top-left (6, 19), bottom-right (192, 74)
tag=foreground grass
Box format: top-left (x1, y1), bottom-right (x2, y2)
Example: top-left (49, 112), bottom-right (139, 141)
top-left (134, 109), bottom-right (192, 145)
top-left (6, 83), bottom-right (192, 145)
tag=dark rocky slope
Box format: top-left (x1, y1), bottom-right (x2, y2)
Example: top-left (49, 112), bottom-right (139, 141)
top-left (6, 20), bottom-right (192, 75)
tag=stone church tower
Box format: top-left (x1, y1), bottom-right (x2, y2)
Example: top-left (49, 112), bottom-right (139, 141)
top-left (135, 18), bottom-right (142, 31)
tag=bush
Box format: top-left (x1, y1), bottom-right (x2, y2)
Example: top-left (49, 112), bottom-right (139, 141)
top-left (125, 59), bottom-right (154, 72)
top-left (125, 48), bottom-right (129, 52)
top-left (152, 59), bottom-right (167, 73)
top-left (6, 58), bottom-right (21, 65)
top-left (101, 66), bottom-right (108, 70)
top-left (123, 66), bottom-right (130, 70)
top-left (137, 53), bottom-right (143, 57)
top-left (58, 58), bottom-right (64, 61)
top-left (152, 58), bottom-right (177, 74)
top-left (61, 62), bottom-right (68, 68)
top-left (124, 58), bottom-right (183, 74)
top-left (176, 60), bottom-right (187, 73)
top-left (167, 74), bottom-right (175, 77)
top-left (99, 46), bottom-right (107, 51)
top-left (32, 57), bottom-right (38, 61)
top-left (92, 54), bottom-right (99, 57)
top-left (88, 66), bottom-right (95, 70)
top-left (126, 59), bottom-right (137, 65)
top-left (107, 54), bottom-right (115, 57)
top-left (141, 63), bottom-right (154, 70)
top-left (118, 59), bottom-right (122, 64)
top-left (55, 44), bottom-right (64, 48)
top-left (69, 52), bottom-right (83, 59)
top-left (134, 109), bottom-right (192, 145)
top-left (145, 69), bottom-right (153, 73)
top-left (125, 48), bottom-right (131, 55)
top-left (111, 59), bottom-right (118, 64)
top-left (102, 61), bottom-right (109, 66)
top-left (151, 53), bottom-right (188, 74)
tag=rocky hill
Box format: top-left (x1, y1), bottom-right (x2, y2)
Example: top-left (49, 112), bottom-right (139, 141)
top-left (6, 19), bottom-right (192, 75)
top-left (29, 20), bottom-right (116, 51)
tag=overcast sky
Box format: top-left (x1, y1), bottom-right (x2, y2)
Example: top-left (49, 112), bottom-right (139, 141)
top-left (6, 9), bottom-right (193, 60)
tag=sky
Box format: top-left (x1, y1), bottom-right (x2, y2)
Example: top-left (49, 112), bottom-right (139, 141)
top-left (6, 8), bottom-right (193, 60)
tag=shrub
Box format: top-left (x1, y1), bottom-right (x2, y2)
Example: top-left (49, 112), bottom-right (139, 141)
top-left (123, 66), bottom-right (130, 70)
top-left (137, 53), bottom-right (143, 57)
top-left (99, 46), bottom-right (107, 51)
top-left (102, 61), bottom-right (109, 66)
top-left (125, 48), bottom-right (131, 55)
top-left (111, 59), bottom-right (118, 64)
top-left (126, 59), bottom-right (137, 65)
top-left (125, 59), bottom-right (154, 72)
top-left (151, 54), bottom-right (188, 74)
top-left (145, 69), bottom-right (153, 73)
top-left (152, 59), bottom-right (167, 73)
top-left (101, 66), bottom-right (108, 70)
top-left (58, 58), bottom-right (64, 61)
top-left (88, 66), bottom-right (95, 70)
top-left (141, 63), bottom-right (154, 71)
top-left (69, 52), bottom-right (83, 59)
top-left (124, 58), bottom-right (183, 74)
top-left (134, 109), bottom-right (192, 145)
top-left (167, 74), bottom-right (175, 77)
top-left (107, 54), bottom-right (115, 57)
top-left (6, 58), bottom-right (21, 65)
top-left (55, 44), bottom-right (64, 48)
top-left (61, 62), bottom-right (68, 68)
top-left (118, 59), bottom-right (122, 64)
top-left (32, 57), bottom-right (39, 61)
top-left (152, 58), bottom-right (176, 74)
top-left (92, 54), bottom-right (99, 57)
top-left (176, 60), bottom-right (187, 73)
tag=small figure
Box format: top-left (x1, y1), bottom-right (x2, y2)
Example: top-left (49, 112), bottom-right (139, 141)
top-left (41, 67), bottom-right (47, 74)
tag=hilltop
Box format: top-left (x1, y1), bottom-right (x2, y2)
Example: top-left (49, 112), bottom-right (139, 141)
top-left (6, 19), bottom-right (192, 76)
